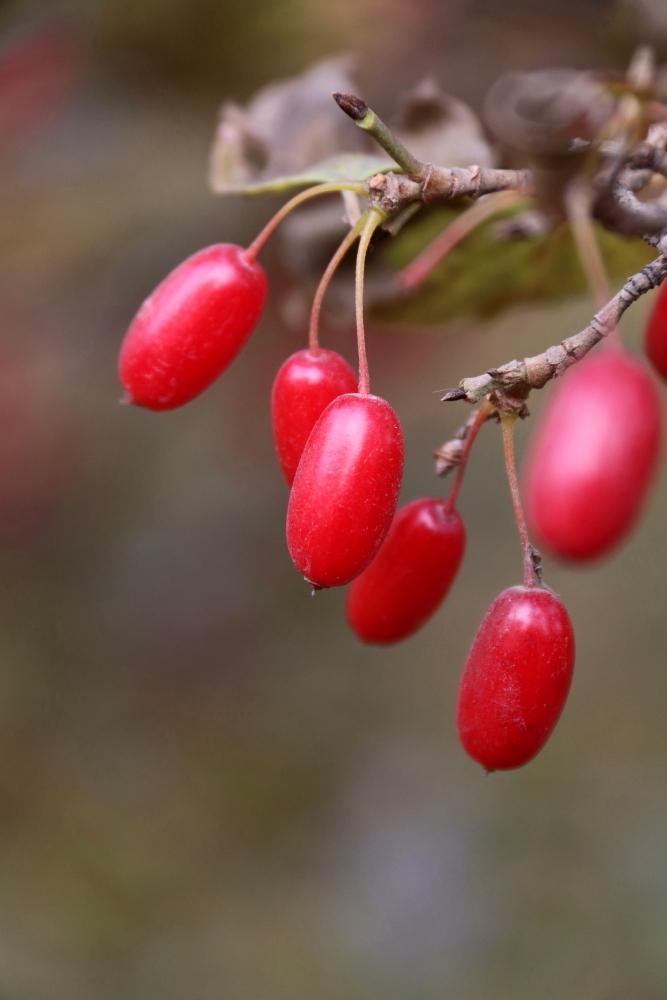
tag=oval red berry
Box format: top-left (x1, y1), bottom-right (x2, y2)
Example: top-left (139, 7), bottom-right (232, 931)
top-left (523, 348), bottom-right (662, 561)
top-left (456, 585), bottom-right (575, 771)
top-left (645, 281), bottom-right (667, 381)
top-left (346, 498), bottom-right (465, 643)
top-left (271, 348), bottom-right (357, 485)
top-left (119, 244), bottom-right (267, 410)
top-left (286, 393), bottom-right (404, 588)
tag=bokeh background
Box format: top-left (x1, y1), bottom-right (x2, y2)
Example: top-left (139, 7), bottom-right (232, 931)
top-left (2, 0), bottom-right (667, 996)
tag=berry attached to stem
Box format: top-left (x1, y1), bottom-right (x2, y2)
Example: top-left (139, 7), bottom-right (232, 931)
top-left (286, 393), bottom-right (403, 588)
top-left (271, 349), bottom-right (356, 485)
top-left (272, 217), bottom-right (368, 484)
top-left (523, 347), bottom-right (662, 561)
top-left (456, 586), bottom-right (575, 771)
top-left (119, 244), bottom-right (267, 410)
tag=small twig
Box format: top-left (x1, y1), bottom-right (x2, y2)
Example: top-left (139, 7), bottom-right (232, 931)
top-left (434, 404), bottom-right (495, 478)
top-left (441, 403), bottom-right (496, 511)
top-left (366, 167), bottom-right (531, 216)
top-left (631, 148), bottom-right (667, 177)
top-left (333, 92), bottom-right (424, 176)
top-left (628, 124), bottom-right (667, 178)
top-left (593, 181), bottom-right (667, 236)
top-left (442, 254), bottom-right (667, 404)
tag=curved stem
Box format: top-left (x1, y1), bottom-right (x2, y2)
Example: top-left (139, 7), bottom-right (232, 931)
top-left (308, 215), bottom-right (368, 351)
top-left (500, 414), bottom-right (537, 588)
top-left (565, 179), bottom-right (620, 345)
top-left (399, 191), bottom-right (523, 291)
top-left (244, 181), bottom-right (367, 260)
top-left (354, 208), bottom-right (385, 394)
top-left (445, 402), bottom-right (494, 512)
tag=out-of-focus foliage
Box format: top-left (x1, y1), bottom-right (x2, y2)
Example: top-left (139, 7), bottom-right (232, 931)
top-left (379, 207), bottom-right (653, 324)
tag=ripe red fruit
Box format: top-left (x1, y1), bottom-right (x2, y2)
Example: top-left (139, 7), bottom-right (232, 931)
top-left (523, 348), bottom-right (662, 561)
top-left (645, 281), bottom-right (667, 380)
top-left (286, 393), bottom-right (403, 588)
top-left (456, 586), bottom-right (575, 771)
top-left (271, 348), bottom-right (357, 485)
top-left (119, 244), bottom-right (267, 410)
top-left (345, 498), bottom-right (465, 643)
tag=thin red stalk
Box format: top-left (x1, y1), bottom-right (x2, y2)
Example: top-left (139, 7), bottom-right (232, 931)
top-left (398, 191), bottom-right (522, 291)
top-left (445, 403), bottom-right (493, 512)
top-left (500, 415), bottom-right (537, 588)
top-left (354, 209), bottom-right (384, 394)
top-left (308, 215), bottom-right (367, 351)
top-left (244, 181), bottom-right (366, 261)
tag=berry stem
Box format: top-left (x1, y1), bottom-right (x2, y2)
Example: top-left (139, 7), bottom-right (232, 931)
top-left (244, 181), bottom-right (367, 261)
top-left (308, 215), bottom-right (368, 351)
top-left (500, 413), bottom-right (537, 588)
top-left (399, 191), bottom-right (523, 291)
top-left (566, 179), bottom-right (621, 345)
top-left (445, 402), bottom-right (494, 512)
top-left (354, 208), bottom-right (385, 394)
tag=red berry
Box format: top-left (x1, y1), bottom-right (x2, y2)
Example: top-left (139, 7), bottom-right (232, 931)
top-left (345, 498), bottom-right (465, 643)
top-left (645, 281), bottom-right (667, 380)
top-left (456, 586), bottom-right (575, 771)
top-left (286, 393), bottom-right (404, 588)
top-left (119, 244), bottom-right (267, 410)
top-left (523, 348), bottom-right (662, 561)
top-left (271, 348), bottom-right (357, 485)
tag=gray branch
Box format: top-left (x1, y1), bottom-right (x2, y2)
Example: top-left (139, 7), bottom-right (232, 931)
top-left (443, 255), bottom-right (667, 404)
top-left (366, 166), bottom-right (531, 214)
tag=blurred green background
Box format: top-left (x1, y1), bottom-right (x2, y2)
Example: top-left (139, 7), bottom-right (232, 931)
top-left (1, 0), bottom-right (667, 997)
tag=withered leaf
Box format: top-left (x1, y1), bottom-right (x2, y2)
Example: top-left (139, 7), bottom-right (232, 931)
top-left (394, 77), bottom-right (494, 168)
top-left (209, 55), bottom-right (393, 194)
top-left (209, 60), bottom-right (494, 195)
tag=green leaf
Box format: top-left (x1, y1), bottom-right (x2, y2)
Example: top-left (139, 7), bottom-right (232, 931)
top-left (215, 153), bottom-right (395, 195)
top-left (375, 207), bottom-right (653, 325)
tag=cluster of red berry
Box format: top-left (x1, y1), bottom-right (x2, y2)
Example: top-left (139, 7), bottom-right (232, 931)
top-left (117, 199), bottom-right (667, 774)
